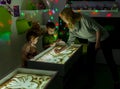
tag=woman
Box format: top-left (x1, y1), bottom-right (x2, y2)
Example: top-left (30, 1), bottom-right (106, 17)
top-left (57, 7), bottom-right (120, 89)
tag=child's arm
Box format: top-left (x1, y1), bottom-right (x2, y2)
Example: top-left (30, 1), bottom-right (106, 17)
top-left (55, 39), bottom-right (66, 46)
top-left (44, 42), bottom-right (56, 49)
top-left (21, 45), bottom-right (30, 67)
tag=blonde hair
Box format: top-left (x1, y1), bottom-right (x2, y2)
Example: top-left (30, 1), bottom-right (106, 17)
top-left (60, 7), bottom-right (82, 29)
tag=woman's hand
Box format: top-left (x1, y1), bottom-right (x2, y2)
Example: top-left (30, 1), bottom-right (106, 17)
top-left (95, 42), bottom-right (100, 50)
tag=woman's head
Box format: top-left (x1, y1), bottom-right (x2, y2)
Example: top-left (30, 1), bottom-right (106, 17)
top-left (26, 31), bottom-right (39, 45)
top-left (60, 7), bottom-right (82, 29)
top-left (60, 8), bottom-right (73, 24)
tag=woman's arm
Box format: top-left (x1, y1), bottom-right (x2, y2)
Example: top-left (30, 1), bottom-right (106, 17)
top-left (67, 31), bottom-right (76, 46)
top-left (54, 32), bottom-right (75, 53)
top-left (95, 30), bottom-right (101, 50)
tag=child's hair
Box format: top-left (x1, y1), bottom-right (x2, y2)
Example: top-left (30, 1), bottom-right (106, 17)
top-left (26, 31), bottom-right (39, 42)
top-left (31, 21), bottom-right (40, 29)
top-left (28, 21), bottom-right (43, 35)
top-left (46, 22), bottom-right (55, 29)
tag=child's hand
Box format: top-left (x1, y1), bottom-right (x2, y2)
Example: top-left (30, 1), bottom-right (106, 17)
top-left (56, 40), bottom-right (66, 45)
top-left (54, 45), bottom-right (67, 54)
top-left (50, 43), bottom-right (56, 47)
top-left (56, 39), bottom-right (61, 42)
top-left (54, 48), bottom-right (61, 54)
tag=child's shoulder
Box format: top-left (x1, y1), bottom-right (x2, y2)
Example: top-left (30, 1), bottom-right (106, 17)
top-left (22, 43), bottom-right (31, 52)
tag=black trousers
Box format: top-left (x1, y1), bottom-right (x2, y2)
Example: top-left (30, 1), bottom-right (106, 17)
top-left (87, 37), bottom-right (119, 83)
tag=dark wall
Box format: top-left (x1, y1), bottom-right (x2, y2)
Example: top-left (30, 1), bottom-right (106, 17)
top-left (93, 17), bottom-right (120, 49)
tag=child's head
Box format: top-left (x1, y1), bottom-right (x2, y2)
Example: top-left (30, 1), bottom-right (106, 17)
top-left (26, 31), bottom-right (39, 45)
top-left (30, 21), bottom-right (43, 36)
top-left (46, 22), bottom-right (55, 35)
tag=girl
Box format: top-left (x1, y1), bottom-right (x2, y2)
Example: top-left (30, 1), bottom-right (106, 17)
top-left (22, 31), bottom-right (39, 67)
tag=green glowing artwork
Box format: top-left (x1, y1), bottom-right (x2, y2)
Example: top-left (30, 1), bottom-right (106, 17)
top-left (27, 2), bottom-right (36, 10)
top-left (16, 19), bottom-right (31, 34)
top-left (0, 6), bottom-right (11, 36)
top-left (0, 32), bottom-right (11, 41)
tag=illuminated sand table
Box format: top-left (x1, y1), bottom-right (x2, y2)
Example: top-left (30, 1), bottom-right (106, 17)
top-left (27, 44), bottom-right (83, 76)
top-left (0, 68), bottom-right (57, 89)
top-left (0, 73), bottom-right (50, 89)
top-left (36, 45), bottom-right (80, 64)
